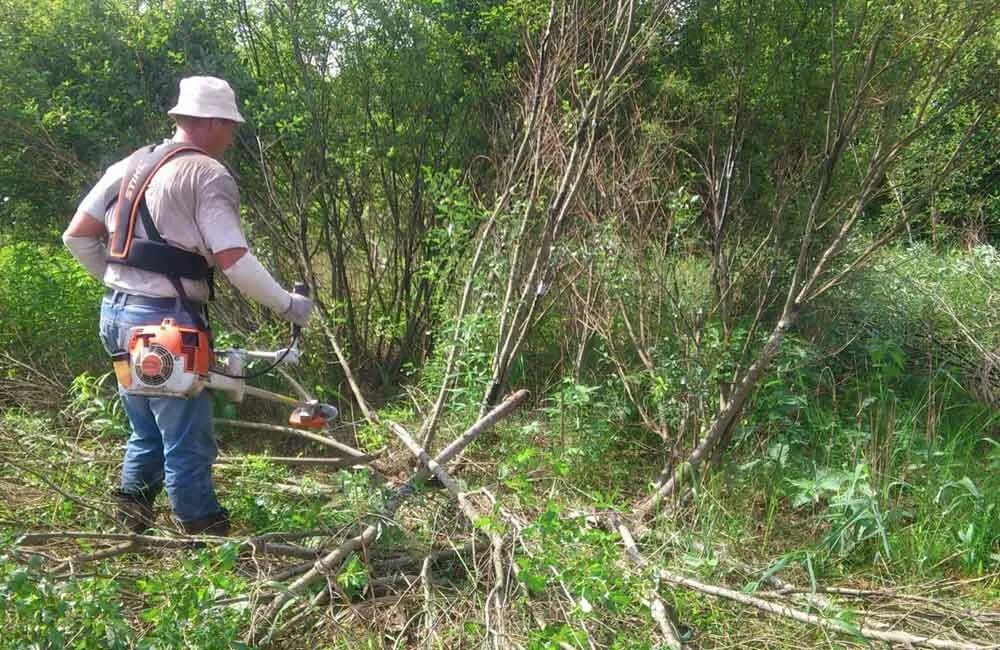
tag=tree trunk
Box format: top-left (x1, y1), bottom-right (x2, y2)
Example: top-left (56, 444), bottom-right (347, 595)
top-left (634, 303), bottom-right (801, 521)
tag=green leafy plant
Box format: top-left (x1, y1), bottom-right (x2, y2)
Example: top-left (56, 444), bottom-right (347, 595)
top-left (934, 474), bottom-right (998, 573)
top-left (0, 552), bottom-right (132, 649)
top-left (336, 553), bottom-right (368, 599)
top-left (0, 243), bottom-right (104, 374)
top-left (518, 503), bottom-right (644, 621)
top-left (134, 544), bottom-right (249, 649)
top-left (789, 463), bottom-right (895, 562)
top-left (67, 371), bottom-right (128, 437)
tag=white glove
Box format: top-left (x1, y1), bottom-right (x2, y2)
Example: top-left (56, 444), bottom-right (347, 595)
top-left (282, 294), bottom-right (313, 328)
top-left (223, 252), bottom-right (309, 326)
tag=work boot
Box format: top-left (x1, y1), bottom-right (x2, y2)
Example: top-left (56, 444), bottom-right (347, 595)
top-left (176, 508), bottom-right (230, 536)
top-left (112, 489), bottom-right (157, 534)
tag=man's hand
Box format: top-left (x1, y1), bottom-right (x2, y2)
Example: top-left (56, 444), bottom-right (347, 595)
top-left (283, 293), bottom-right (313, 327)
top-left (220, 249), bottom-right (315, 326)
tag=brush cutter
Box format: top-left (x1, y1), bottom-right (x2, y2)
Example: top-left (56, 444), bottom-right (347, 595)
top-left (117, 282), bottom-right (338, 429)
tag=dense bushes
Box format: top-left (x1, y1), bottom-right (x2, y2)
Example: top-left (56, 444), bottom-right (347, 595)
top-left (824, 244), bottom-right (1000, 403)
top-left (0, 243), bottom-right (104, 377)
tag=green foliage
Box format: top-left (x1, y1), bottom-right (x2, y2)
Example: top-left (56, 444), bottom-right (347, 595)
top-left (0, 552), bottom-right (132, 649)
top-left (839, 245), bottom-right (1000, 360)
top-left (519, 503), bottom-right (652, 648)
top-left (414, 307), bottom-right (497, 419)
top-left (336, 553), bottom-right (368, 599)
top-left (0, 542), bottom-right (248, 649)
top-left (420, 168), bottom-right (485, 309)
top-left (222, 458), bottom-right (363, 532)
top-left (67, 371), bottom-right (128, 438)
top-left (934, 471), bottom-right (1000, 573)
top-left (0, 243), bottom-right (103, 372)
top-left (0, 0), bottom-right (246, 239)
top-left (734, 254), bottom-right (1000, 575)
top-left (353, 421), bottom-right (388, 452)
top-left (229, 0), bottom-right (528, 376)
top-left (788, 463), bottom-right (896, 562)
top-left (134, 544), bottom-right (249, 649)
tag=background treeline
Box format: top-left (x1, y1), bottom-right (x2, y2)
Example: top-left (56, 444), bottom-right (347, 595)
top-left (1, 0), bottom-right (996, 381)
top-left (0, 0), bottom-right (998, 647)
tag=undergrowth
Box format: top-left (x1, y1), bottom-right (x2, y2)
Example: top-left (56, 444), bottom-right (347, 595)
top-left (1, 246), bottom-right (997, 648)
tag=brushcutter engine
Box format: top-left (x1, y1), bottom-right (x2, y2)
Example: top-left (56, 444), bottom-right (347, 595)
top-left (115, 282), bottom-right (338, 429)
top-left (125, 318), bottom-right (211, 398)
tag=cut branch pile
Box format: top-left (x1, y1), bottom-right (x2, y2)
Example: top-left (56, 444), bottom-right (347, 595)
top-left (246, 389), bottom-right (529, 645)
top-left (8, 389), bottom-right (532, 647)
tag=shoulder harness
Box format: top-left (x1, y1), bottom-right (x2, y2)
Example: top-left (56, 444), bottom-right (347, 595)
top-left (106, 143), bottom-right (215, 325)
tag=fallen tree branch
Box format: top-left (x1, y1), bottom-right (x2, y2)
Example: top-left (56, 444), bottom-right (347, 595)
top-left (685, 540), bottom-right (868, 625)
top-left (17, 531), bottom-right (194, 546)
top-left (421, 554), bottom-right (435, 648)
top-left (761, 584), bottom-right (990, 604)
top-left (382, 414), bottom-right (516, 650)
top-left (247, 390), bottom-right (529, 643)
top-left (18, 531), bottom-right (329, 562)
top-left (215, 454), bottom-right (376, 469)
top-left (56, 541), bottom-right (138, 571)
top-left (612, 515), bottom-right (684, 650)
top-left (213, 418), bottom-right (371, 458)
top-left (658, 569), bottom-right (999, 650)
top-left (757, 586), bottom-right (1000, 626)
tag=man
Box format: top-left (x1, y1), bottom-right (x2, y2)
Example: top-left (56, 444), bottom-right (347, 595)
top-left (62, 76), bottom-right (312, 535)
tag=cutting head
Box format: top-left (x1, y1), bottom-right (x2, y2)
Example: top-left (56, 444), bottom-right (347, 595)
top-left (288, 401), bottom-right (339, 428)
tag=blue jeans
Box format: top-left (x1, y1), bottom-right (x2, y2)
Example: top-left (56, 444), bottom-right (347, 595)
top-left (99, 292), bottom-right (223, 524)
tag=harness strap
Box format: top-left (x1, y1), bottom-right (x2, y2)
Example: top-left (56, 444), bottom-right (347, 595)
top-left (105, 143), bottom-right (216, 331)
top-left (109, 144), bottom-right (205, 258)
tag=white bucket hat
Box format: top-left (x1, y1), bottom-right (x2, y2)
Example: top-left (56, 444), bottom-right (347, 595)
top-left (167, 76), bottom-right (245, 124)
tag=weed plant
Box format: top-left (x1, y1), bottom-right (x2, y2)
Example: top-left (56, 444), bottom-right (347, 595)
top-left (731, 333), bottom-right (999, 579)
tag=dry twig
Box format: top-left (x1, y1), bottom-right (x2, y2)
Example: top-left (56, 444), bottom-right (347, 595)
top-left (247, 390), bottom-right (528, 644)
top-left (658, 569), bottom-right (998, 650)
top-left (214, 418), bottom-right (371, 458)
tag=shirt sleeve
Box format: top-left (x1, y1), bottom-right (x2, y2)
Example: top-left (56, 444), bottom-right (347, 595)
top-left (76, 166), bottom-right (121, 223)
top-left (195, 169), bottom-right (249, 253)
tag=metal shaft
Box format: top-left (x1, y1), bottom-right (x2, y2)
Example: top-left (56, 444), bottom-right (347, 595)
top-left (243, 385), bottom-right (308, 408)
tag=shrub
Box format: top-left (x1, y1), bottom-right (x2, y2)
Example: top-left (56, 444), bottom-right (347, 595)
top-left (0, 551), bottom-right (132, 649)
top-left (0, 242), bottom-right (104, 375)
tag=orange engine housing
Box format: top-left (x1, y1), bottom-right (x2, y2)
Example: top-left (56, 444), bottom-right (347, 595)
top-left (125, 318), bottom-right (212, 397)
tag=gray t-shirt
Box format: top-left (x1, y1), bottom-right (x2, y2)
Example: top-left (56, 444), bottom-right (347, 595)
top-left (77, 141), bottom-right (248, 302)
